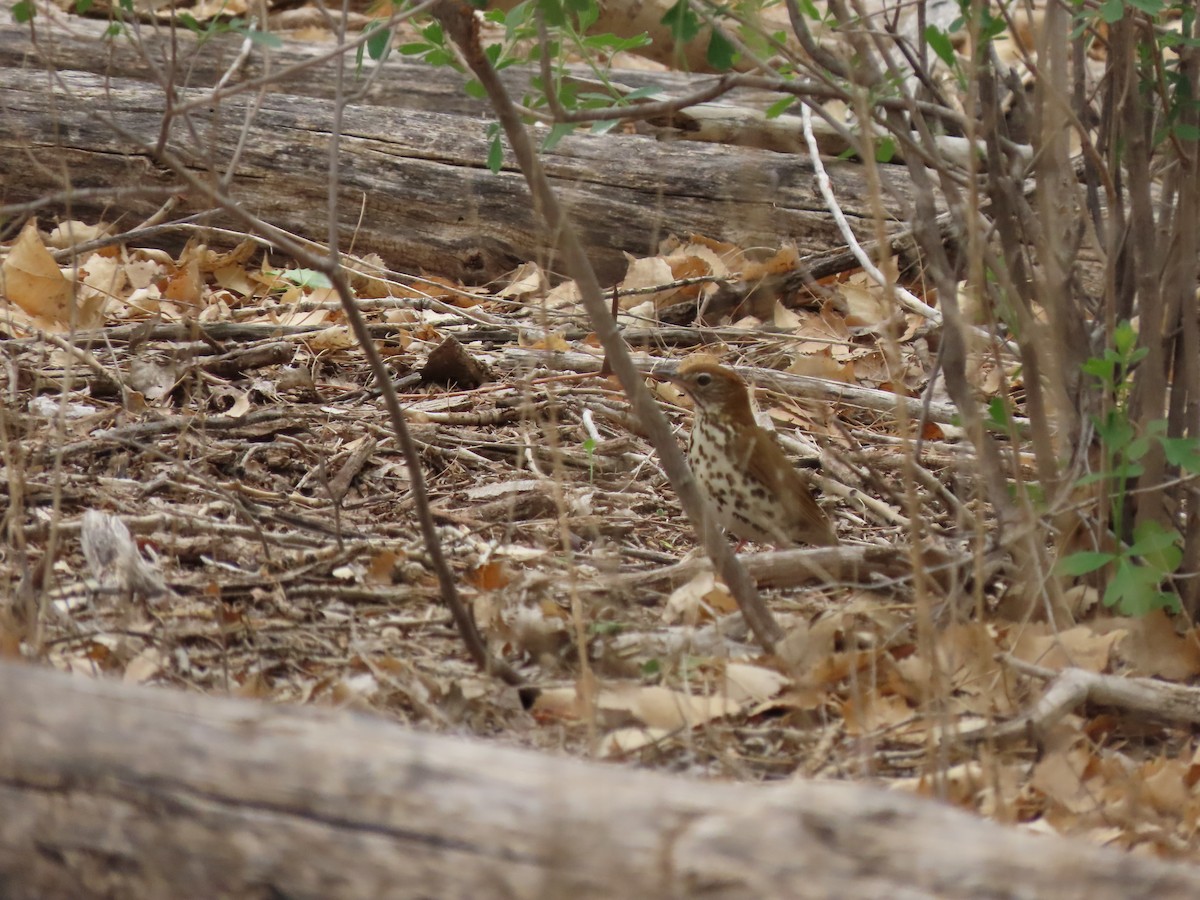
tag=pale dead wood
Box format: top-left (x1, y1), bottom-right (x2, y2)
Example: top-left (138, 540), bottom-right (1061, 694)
top-left (0, 7), bottom-right (905, 153)
top-left (497, 347), bottom-right (988, 428)
top-left (1, 660), bottom-right (1197, 900)
top-left (609, 544), bottom-right (915, 591)
top-left (953, 658), bottom-right (1200, 746)
top-left (326, 435), bottom-right (378, 504)
top-left (29, 409), bottom-right (301, 463)
top-left (0, 25), bottom-right (925, 284)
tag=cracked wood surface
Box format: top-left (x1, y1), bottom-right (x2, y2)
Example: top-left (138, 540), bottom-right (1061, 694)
top-left (0, 12), bottom-right (924, 283)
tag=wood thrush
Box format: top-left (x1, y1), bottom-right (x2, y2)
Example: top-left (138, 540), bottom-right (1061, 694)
top-left (671, 357), bottom-right (839, 547)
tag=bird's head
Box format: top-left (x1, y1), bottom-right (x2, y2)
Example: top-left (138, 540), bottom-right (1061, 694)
top-left (670, 356), bottom-right (755, 424)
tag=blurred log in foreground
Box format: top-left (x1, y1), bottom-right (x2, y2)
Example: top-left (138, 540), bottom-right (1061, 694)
top-left (0, 661), bottom-right (1194, 899)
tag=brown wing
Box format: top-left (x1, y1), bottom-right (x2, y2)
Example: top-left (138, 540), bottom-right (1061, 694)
top-left (745, 427), bottom-right (839, 546)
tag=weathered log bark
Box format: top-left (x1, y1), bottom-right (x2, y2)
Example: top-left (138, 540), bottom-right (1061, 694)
top-left (0, 7), bottom-right (504, 117)
top-left (0, 660), bottom-right (1197, 900)
top-left (0, 10), bottom-right (902, 156)
top-left (0, 11), bottom-right (924, 283)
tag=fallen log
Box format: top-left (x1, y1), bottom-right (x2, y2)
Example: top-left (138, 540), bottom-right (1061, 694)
top-left (0, 660), bottom-right (1196, 899)
top-left (0, 11), bottom-right (925, 283)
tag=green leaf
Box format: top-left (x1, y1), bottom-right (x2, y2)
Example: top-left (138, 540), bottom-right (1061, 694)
top-left (580, 32), bottom-right (628, 51)
top-left (1126, 435), bottom-right (1151, 461)
top-left (986, 396), bottom-right (1012, 429)
top-left (1103, 558), bottom-right (1153, 613)
top-left (641, 658), bottom-right (661, 677)
top-left (538, 0), bottom-right (567, 28)
top-left (874, 135), bottom-right (896, 162)
top-left (979, 10), bottom-right (1007, 41)
top-left (765, 96), bottom-right (794, 119)
top-left (1131, 521), bottom-right (1183, 575)
top-left (1127, 0), bottom-right (1166, 13)
top-left (1094, 413), bottom-right (1134, 449)
top-left (706, 28), bottom-right (737, 71)
top-left (397, 41), bottom-right (433, 55)
top-left (11, 0), bottom-right (35, 21)
top-left (463, 79), bottom-right (486, 100)
top-left (1081, 356), bottom-right (1115, 382)
top-left (1145, 542), bottom-right (1183, 577)
top-left (1113, 319), bottom-right (1138, 356)
top-left (1057, 551), bottom-right (1115, 576)
top-left (503, 0), bottom-right (531, 29)
top-left (366, 25), bottom-right (392, 61)
top-left (487, 135), bottom-right (505, 173)
top-left (74, 0), bottom-right (93, 14)
top-left (1130, 520), bottom-right (1181, 557)
top-left (1113, 461), bottom-right (1145, 481)
top-left (1160, 591), bottom-right (1183, 614)
top-left (177, 12), bottom-right (204, 34)
top-left (554, 79), bottom-right (579, 107)
top-left (660, 0), bottom-right (700, 44)
top-left (1162, 437), bottom-right (1200, 473)
top-left (541, 121), bottom-right (577, 152)
top-left (924, 25), bottom-right (957, 68)
top-left (622, 85), bottom-right (666, 102)
top-left (1099, 556), bottom-right (1179, 616)
top-left (246, 29), bottom-right (283, 49)
top-left (1174, 122), bottom-right (1200, 141)
top-left (574, 0), bottom-right (599, 31)
top-left (280, 269), bottom-right (332, 290)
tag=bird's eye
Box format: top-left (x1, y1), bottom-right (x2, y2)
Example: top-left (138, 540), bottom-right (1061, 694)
top-left (695, 373), bottom-right (712, 387)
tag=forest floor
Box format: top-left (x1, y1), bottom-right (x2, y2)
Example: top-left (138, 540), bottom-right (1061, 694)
top-left (4, 3), bottom-right (1200, 867)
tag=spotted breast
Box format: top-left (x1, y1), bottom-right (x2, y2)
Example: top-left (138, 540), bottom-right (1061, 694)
top-left (671, 357), bottom-right (838, 547)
